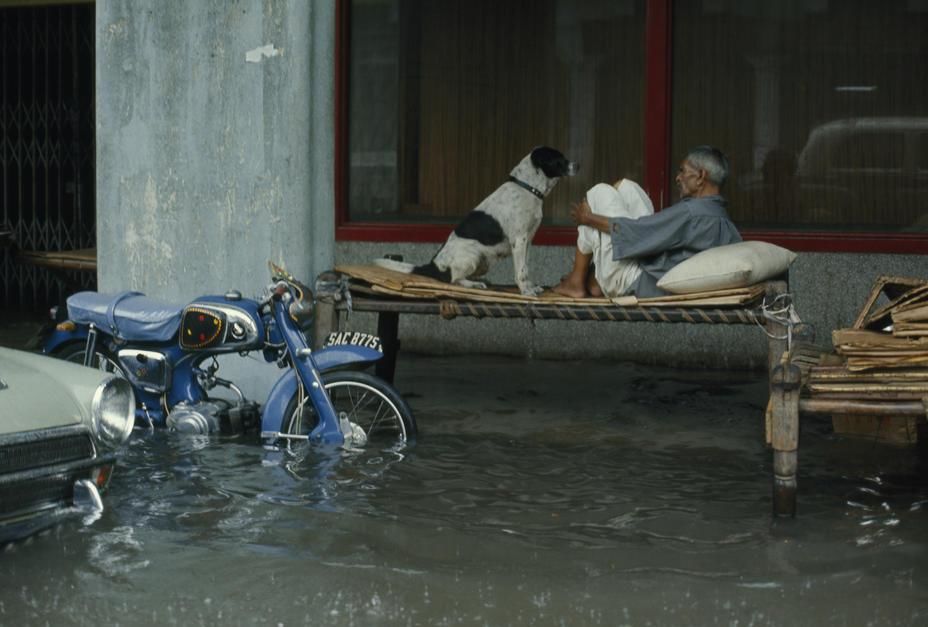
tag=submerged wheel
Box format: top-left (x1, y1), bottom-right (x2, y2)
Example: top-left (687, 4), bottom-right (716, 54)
top-left (53, 342), bottom-right (126, 377)
top-left (281, 370), bottom-right (417, 448)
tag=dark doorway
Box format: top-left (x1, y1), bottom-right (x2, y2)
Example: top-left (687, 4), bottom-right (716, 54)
top-left (1, 3), bottom-right (96, 315)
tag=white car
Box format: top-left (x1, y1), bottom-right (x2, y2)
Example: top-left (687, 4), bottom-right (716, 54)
top-left (0, 346), bottom-right (135, 544)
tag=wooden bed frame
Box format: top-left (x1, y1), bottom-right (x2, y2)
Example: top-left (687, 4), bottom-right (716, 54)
top-left (313, 267), bottom-right (808, 517)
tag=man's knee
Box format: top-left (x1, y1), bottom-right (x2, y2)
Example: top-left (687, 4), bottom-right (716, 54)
top-left (586, 183), bottom-right (622, 216)
top-left (587, 182), bottom-right (617, 201)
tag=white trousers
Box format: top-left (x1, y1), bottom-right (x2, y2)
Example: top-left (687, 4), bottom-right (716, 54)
top-left (577, 179), bottom-right (654, 298)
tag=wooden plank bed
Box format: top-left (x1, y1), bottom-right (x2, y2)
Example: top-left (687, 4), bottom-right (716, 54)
top-left (314, 264), bottom-right (807, 517)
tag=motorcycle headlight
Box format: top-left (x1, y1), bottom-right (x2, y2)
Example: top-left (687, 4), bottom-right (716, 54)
top-left (288, 297), bottom-right (315, 328)
top-left (91, 376), bottom-right (135, 448)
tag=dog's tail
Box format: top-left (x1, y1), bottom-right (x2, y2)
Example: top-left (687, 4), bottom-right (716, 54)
top-left (373, 257), bottom-right (452, 283)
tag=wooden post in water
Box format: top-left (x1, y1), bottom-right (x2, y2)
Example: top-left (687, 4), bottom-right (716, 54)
top-left (770, 360), bottom-right (801, 516)
top-left (375, 312), bottom-right (400, 384)
top-left (313, 272), bottom-right (342, 350)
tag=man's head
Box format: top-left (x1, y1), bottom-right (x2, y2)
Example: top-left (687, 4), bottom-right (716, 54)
top-left (675, 145), bottom-right (729, 199)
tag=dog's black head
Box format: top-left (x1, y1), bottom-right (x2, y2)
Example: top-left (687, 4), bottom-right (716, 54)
top-left (530, 146), bottom-right (580, 179)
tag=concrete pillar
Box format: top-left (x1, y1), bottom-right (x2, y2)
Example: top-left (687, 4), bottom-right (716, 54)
top-left (95, 0), bottom-right (336, 398)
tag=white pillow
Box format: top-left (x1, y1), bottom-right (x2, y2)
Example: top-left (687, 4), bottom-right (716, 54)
top-left (656, 241), bottom-right (797, 294)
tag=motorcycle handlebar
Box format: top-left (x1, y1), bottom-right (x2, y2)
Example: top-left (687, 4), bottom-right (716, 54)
top-left (257, 280), bottom-right (292, 309)
top-left (272, 281), bottom-right (290, 299)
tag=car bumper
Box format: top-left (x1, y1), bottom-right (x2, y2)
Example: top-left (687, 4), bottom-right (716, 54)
top-left (0, 478), bottom-right (106, 543)
top-left (0, 425), bottom-right (117, 544)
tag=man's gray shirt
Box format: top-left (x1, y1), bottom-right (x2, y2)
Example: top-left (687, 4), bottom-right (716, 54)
top-left (609, 195), bottom-right (742, 297)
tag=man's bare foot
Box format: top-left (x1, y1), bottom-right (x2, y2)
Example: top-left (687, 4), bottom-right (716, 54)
top-left (552, 277), bottom-right (588, 298)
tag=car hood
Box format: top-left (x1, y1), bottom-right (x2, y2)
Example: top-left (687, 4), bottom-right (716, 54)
top-left (0, 347), bottom-right (106, 432)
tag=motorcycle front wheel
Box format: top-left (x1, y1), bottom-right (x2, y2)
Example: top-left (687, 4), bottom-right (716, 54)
top-left (280, 370), bottom-right (417, 449)
top-left (53, 342), bottom-right (126, 377)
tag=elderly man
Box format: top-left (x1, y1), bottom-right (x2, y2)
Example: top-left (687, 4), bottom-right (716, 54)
top-left (552, 145), bottom-right (742, 299)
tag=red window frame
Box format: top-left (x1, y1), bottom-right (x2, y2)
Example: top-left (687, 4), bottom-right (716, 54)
top-left (334, 0), bottom-right (928, 254)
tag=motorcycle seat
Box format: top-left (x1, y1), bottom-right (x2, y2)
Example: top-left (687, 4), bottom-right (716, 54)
top-left (67, 291), bottom-right (184, 342)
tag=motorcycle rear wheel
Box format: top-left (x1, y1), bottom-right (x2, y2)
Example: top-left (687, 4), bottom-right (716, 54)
top-left (280, 370), bottom-right (416, 449)
top-left (53, 342), bottom-right (126, 377)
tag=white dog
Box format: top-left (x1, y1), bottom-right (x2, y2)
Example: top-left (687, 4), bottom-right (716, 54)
top-left (374, 146), bottom-right (579, 296)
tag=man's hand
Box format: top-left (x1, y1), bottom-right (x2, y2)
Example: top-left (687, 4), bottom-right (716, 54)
top-left (569, 198), bottom-right (593, 226)
top-left (569, 197), bottom-right (610, 234)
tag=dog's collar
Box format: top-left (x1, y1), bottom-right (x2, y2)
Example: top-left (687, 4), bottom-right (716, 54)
top-left (508, 176), bottom-right (545, 200)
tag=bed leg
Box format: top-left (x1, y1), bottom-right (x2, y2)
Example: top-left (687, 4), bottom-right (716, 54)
top-left (770, 361), bottom-right (801, 517)
top-left (313, 293), bottom-right (340, 350)
top-left (376, 312), bottom-right (400, 384)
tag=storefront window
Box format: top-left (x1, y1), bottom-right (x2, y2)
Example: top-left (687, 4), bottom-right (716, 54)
top-left (671, 0), bottom-right (928, 232)
top-left (346, 0), bottom-right (647, 226)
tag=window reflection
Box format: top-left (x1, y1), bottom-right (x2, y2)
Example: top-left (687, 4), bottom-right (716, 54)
top-left (671, 0), bottom-right (928, 232)
top-left (348, 0), bottom-right (646, 225)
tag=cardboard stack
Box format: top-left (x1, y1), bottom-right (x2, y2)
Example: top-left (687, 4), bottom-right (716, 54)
top-left (829, 276), bottom-right (928, 375)
top-left (813, 276), bottom-right (928, 443)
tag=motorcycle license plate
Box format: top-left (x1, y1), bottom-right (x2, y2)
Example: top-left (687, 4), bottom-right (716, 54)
top-left (323, 331), bottom-right (383, 353)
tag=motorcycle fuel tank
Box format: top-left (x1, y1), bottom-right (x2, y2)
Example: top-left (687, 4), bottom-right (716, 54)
top-left (179, 298), bottom-right (263, 352)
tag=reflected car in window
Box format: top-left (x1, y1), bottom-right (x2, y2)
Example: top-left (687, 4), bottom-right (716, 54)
top-left (0, 346), bottom-right (135, 544)
top-left (795, 117), bottom-right (928, 229)
top-left (737, 118), bottom-right (928, 230)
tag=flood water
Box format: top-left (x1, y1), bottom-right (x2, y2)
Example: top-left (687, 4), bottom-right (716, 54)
top-left (2, 354), bottom-right (928, 625)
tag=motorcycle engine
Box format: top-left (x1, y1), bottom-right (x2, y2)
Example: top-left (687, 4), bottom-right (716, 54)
top-left (166, 399), bottom-right (260, 435)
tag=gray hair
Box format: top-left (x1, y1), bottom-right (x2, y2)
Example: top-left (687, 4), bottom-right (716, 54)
top-left (686, 145), bottom-right (729, 187)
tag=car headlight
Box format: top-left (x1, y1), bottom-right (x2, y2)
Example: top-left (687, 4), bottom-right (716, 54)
top-left (91, 376), bottom-right (135, 448)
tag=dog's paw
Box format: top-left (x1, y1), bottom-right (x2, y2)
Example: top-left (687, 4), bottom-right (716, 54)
top-left (519, 284), bottom-right (544, 297)
top-left (457, 279), bottom-right (487, 289)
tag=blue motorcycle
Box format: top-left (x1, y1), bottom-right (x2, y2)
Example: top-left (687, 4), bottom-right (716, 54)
top-left (43, 263), bottom-right (416, 448)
